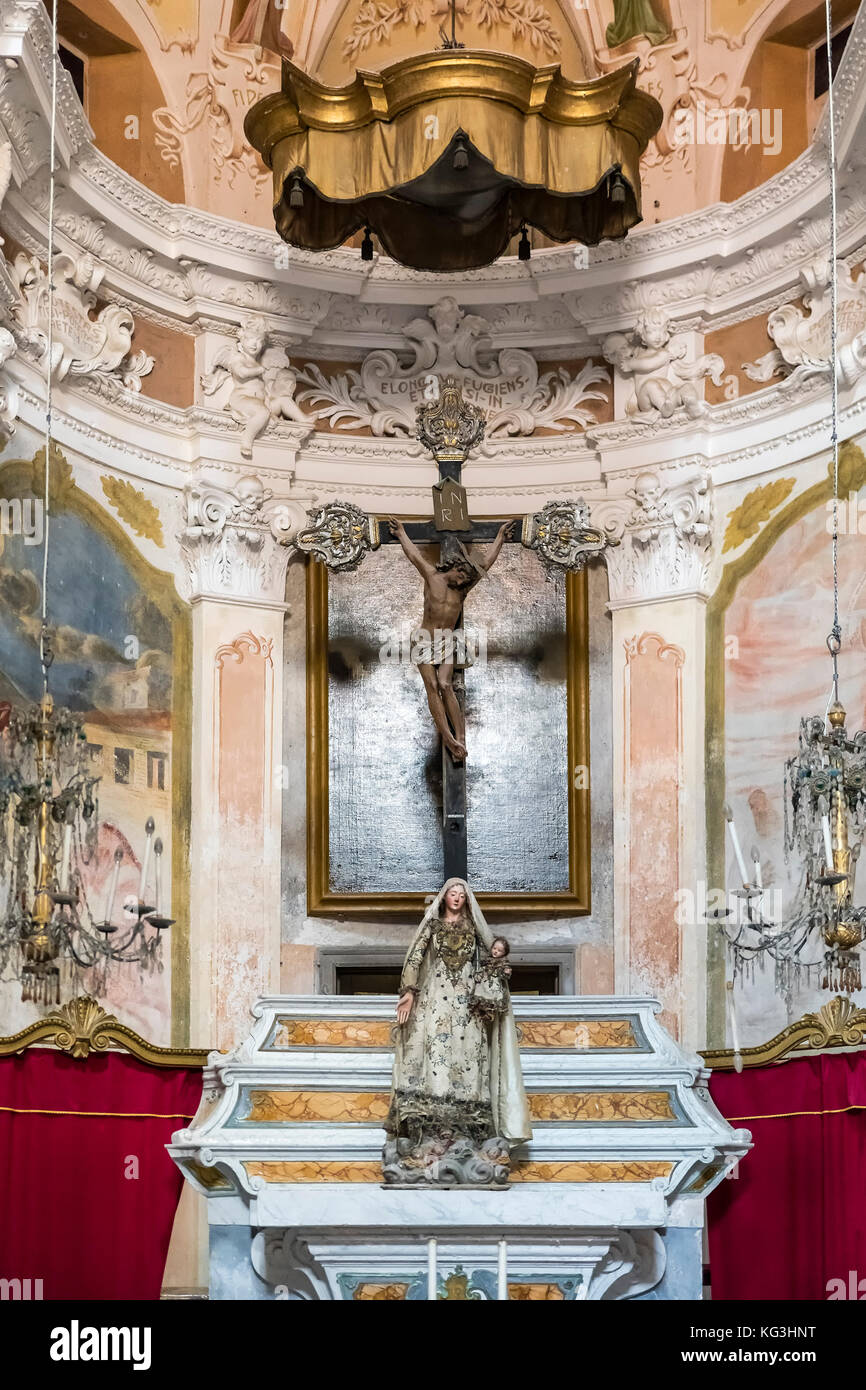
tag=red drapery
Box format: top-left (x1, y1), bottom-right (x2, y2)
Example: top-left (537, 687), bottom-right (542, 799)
top-left (708, 1051), bottom-right (866, 1300)
top-left (0, 1048), bottom-right (202, 1300)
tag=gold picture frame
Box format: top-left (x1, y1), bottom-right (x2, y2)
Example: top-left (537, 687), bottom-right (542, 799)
top-left (306, 553), bottom-right (590, 920)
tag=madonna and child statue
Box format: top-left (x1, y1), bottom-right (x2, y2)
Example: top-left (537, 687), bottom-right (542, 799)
top-left (383, 878), bottom-right (532, 1186)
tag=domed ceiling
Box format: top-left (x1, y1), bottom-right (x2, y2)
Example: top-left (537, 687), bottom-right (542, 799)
top-left (49, 0), bottom-right (861, 237)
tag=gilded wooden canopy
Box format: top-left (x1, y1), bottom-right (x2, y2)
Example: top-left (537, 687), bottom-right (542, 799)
top-left (245, 50), bottom-right (663, 272)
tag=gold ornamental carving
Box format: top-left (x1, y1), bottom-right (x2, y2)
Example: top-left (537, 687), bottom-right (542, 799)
top-left (702, 995), bottom-right (866, 1071)
top-left (0, 994), bottom-right (209, 1067)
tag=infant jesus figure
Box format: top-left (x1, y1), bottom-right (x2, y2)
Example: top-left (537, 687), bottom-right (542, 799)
top-left (469, 936), bottom-right (512, 1023)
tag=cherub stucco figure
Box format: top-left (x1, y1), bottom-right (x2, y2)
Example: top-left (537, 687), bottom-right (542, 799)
top-left (201, 318), bottom-right (306, 458)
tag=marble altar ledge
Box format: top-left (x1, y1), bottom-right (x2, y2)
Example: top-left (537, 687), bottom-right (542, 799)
top-left (251, 1182), bottom-right (668, 1230)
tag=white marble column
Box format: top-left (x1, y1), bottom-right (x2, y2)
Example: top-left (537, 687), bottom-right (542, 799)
top-left (597, 473), bottom-right (712, 1049)
top-left (181, 475), bottom-right (291, 1051)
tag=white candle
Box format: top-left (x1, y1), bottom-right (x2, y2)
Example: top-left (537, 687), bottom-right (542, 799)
top-left (751, 847), bottom-right (763, 890)
top-left (497, 1239), bottom-right (508, 1301)
top-left (138, 817), bottom-right (155, 901)
top-left (59, 819), bottom-right (73, 892)
top-left (154, 838), bottom-right (163, 915)
top-left (726, 981), bottom-right (743, 1073)
top-left (723, 804), bottom-right (750, 885)
top-left (822, 813), bottom-right (834, 870)
top-left (427, 1238), bottom-right (437, 1301)
top-left (103, 849), bottom-right (122, 925)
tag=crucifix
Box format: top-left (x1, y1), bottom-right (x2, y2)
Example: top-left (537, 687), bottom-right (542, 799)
top-left (295, 374), bottom-right (614, 883)
top-left (384, 378), bottom-right (511, 878)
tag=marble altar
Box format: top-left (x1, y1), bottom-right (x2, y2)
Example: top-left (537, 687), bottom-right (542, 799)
top-left (170, 994), bottom-right (749, 1300)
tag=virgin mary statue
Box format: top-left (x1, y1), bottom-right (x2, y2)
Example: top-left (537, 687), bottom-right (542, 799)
top-left (383, 878), bottom-right (531, 1184)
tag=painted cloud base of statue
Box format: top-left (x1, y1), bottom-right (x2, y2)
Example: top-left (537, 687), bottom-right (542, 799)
top-left (382, 1133), bottom-right (511, 1187)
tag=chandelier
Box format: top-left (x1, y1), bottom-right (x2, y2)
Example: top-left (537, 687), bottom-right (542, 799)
top-left (244, 1), bottom-right (662, 271)
top-left (0, 2), bottom-right (171, 1005)
top-left (715, 0), bottom-right (863, 1002)
top-left (0, 694), bottom-right (172, 1004)
top-left (720, 689), bottom-right (866, 999)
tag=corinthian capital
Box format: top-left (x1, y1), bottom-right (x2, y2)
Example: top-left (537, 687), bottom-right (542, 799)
top-left (594, 471), bottom-right (712, 606)
top-left (181, 474), bottom-right (300, 608)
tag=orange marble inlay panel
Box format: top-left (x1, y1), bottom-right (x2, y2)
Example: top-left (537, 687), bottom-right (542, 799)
top-left (185, 1161), bottom-right (231, 1190)
top-left (244, 1159), bottom-right (675, 1184)
top-left (353, 1283), bottom-right (409, 1300)
top-left (272, 1019), bottom-right (395, 1048)
top-left (519, 1019), bottom-right (638, 1049)
top-left (244, 1090), bottom-right (390, 1123)
top-left (270, 1018), bottom-right (639, 1050)
top-left (528, 1091), bottom-right (675, 1122)
top-left (509, 1284), bottom-right (565, 1300)
top-left (511, 1160), bottom-right (673, 1183)
top-left (245, 1160), bottom-right (383, 1183)
top-left (244, 1089), bottom-right (674, 1123)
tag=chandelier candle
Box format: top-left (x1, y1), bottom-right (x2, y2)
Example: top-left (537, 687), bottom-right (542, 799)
top-left (154, 838), bottom-right (163, 916)
top-left (725, 982), bottom-right (743, 1073)
top-left (138, 817), bottom-right (155, 905)
top-left (751, 847), bottom-right (763, 891)
top-left (723, 804), bottom-right (750, 885)
top-left (102, 848), bottom-right (123, 928)
top-left (58, 808), bottom-right (74, 895)
top-left (820, 800), bottom-right (835, 870)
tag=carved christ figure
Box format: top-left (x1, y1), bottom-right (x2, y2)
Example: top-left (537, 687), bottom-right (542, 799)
top-left (389, 517), bottom-right (513, 762)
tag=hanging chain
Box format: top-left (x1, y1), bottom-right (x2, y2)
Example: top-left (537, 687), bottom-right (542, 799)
top-left (39, 0), bottom-right (59, 696)
top-left (825, 0), bottom-right (842, 701)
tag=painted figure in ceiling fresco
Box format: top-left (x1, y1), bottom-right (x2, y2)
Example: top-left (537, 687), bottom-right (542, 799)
top-left (230, 0), bottom-right (294, 55)
top-left (606, 0), bottom-right (669, 49)
top-left (384, 878), bottom-right (531, 1184)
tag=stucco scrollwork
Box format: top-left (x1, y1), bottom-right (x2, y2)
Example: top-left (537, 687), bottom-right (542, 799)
top-left (5, 250), bottom-right (154, 390)
top-left (295, 297), bottom-right (609, 438)
top-left (152, 31), bottom-right (278, 191)
top-left (0, 324), bottom-right (19, 441)
top-left (743, 258), bottom-right (866, 390)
